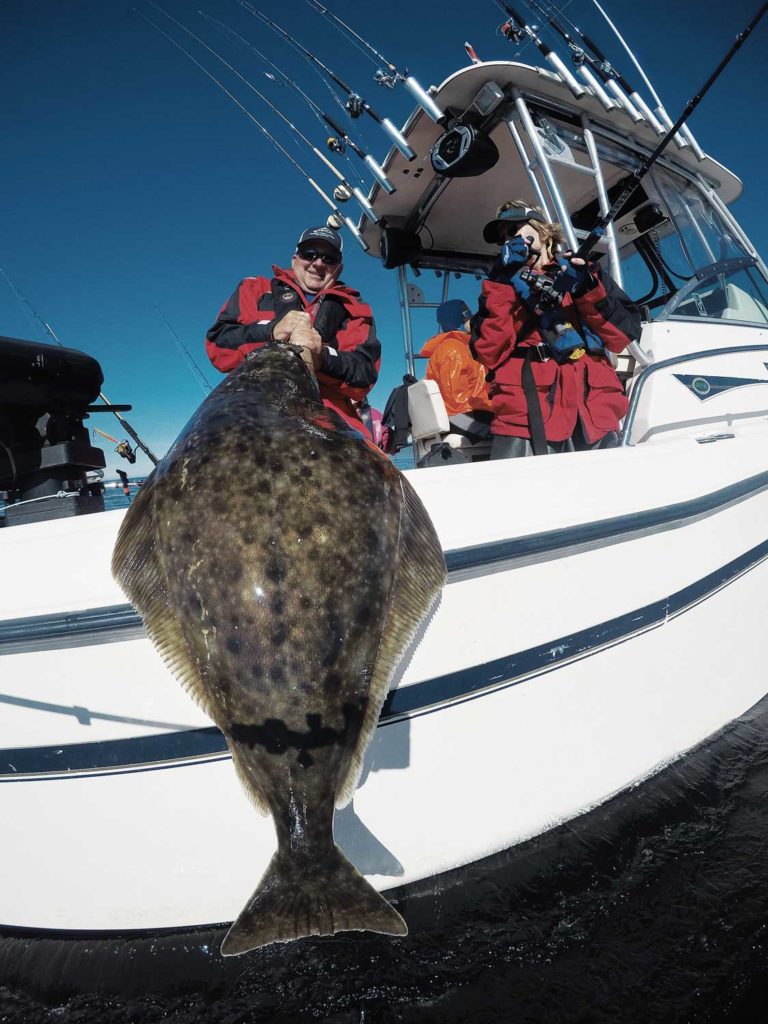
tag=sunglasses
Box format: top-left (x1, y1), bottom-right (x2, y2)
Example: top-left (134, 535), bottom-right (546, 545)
top-left (296, 247), bottom-right (341, 266)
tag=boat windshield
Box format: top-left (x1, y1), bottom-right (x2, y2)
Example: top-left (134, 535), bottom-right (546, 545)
top-left (617, 165), bottom-right (768, 323)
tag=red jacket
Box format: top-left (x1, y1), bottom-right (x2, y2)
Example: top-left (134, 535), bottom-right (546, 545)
top-left (418, 330), bottom-right (492, 416)
top-left (205, 267), bottom-right (380, 435)
top-left (472, 267), bottom-right (639, 443)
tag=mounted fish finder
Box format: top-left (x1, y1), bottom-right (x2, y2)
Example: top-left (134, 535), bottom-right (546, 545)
top-left (0, 336), bottom-right (107, 526)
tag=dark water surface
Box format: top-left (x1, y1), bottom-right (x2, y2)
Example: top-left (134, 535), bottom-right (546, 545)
top-left (2, 689), bottom-right (767, 1024)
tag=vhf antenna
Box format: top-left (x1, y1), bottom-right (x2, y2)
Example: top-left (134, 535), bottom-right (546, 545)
top-left (301, 0), bottom-right (447, 124)
top-left (198, 10), bottom-right (395, 194)
top-left (238, 1), bottom-right (416, 160)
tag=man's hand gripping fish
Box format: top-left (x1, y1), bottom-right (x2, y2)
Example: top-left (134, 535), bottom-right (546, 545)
top-left (112, 343), bottom-right (446, 955)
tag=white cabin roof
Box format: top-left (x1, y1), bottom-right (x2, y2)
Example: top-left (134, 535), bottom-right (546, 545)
top-left (360, 61), bottom-right (743, 263)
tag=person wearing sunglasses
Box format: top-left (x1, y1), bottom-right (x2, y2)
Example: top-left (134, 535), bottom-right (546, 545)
top-left (205, 226), bottom-right (380, 436)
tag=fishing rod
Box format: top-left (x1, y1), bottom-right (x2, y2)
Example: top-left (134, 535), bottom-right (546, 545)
top-left (147, 2), bottom-right (379, 223)
top-left (0, 265), bottom-right (159, 466)
top-left (154, 307), bottom-right (213, 396)
top-left (135, 10), bottom-right (369, 249)
top-left (198, 10), bottom-right (396, 194)
top-left (301, 0), bottom-right (447, 124)
top-left (573, 0), bottom-right (768, 259)
top-left (587, 0), bottom-right (705, 158)
top-left (198, 9), bottom-right (366, 189)
top-left (237, 1), bottom-right (416, 160)
top-left (492, 0), bottom-right (587, 99)
top-left (527, 0), bottom-right (665, 131)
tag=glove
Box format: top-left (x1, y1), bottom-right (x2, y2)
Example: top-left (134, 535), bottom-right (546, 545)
top-left (554, 259), bottom-right (593, 298)
top-left (488, 235), bottom-right (530, 282)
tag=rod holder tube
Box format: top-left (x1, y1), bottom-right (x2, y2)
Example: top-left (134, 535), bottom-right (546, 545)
top-left (576, 65), bottom-right (617, 111)
top-left (364, 154), bottom-right (396, 194)
top-left (678, 123), bottom-right (706, 162)
top-left (654, 104), bottom-right (689, 149)
top-left (544, 51), bottom-right (587, 97)
top-left (605, 79), bottom-right (643, 122)
top-left (343, 216), bottom-right (369, 250)
top-left (380, 118), bottom-right (415, 160)
top-left (403, 76), bottom-right (445, 123)
top-left (351, 187), bottom-right (378, 222)
top-left (629, 92), bottom-right (665, 134)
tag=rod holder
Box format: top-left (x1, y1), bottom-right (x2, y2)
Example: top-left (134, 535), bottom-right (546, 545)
top-left (343, 216), bottom-right (369, 250)
top-left (678, 123), bottom-right (706, 162)
top-left (403, 76), bottom-right (445, 123)
top-left (577, 65), bottom-right (617, 111)
top-left (351, 186), bottom-right (378, 222)
top-left (605, 79), bottom-right (643, 122)
top-left (655, 104), bottom-right (689, 149)
top-left (544, 51), bottom-right (587, 98)
top-left (629, 92), bottom-right (665, 134)
top-left (381, 117), bottom-right (415, 160)
top-left (364, 154), bottom-right (396, 194)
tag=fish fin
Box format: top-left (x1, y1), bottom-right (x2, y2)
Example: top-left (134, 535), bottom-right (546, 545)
top-left (220, 845), bottom-right (407, 956)
top-left (336, 474), bottom-right (446, 808)
top-left (111, 482), bottom-right (219, 725)
top-left (229, 747), bottom-right (270, 818)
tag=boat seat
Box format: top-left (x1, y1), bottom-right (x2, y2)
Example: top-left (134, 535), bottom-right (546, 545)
top-left (719, 283), bottom-right (768, 324)
top-left (407, 380), bottom-right (492, 464)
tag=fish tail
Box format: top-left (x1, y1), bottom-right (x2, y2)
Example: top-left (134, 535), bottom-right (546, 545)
top-left (220, 846), bottom-right (407, 956)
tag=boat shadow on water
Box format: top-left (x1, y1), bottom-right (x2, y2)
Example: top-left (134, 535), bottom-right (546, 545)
top-left (2, 691), bottom-right (767, 1023)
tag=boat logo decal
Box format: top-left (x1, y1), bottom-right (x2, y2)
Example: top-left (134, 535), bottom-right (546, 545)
top-left (673, 372), bottom-right (768, 401)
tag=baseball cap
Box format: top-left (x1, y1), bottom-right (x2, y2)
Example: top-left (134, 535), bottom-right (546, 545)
top-left (482, 206), bottom-right (545, 244)
top-left (296, 226), bottom-right (343, 255)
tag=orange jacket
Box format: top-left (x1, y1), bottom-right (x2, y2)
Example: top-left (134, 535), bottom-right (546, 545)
top-left (418, 330), bottom-right (492, 416)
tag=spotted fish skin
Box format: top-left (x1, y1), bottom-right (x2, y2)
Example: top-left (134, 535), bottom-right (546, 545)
top-left (112, 343), bottom-right (446, 955)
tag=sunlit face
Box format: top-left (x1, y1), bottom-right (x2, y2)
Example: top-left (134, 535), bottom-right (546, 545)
top-left (291, 243), bottom-right (342, 293)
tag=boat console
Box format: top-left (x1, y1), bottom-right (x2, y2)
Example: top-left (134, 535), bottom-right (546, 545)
top-left (0, 336), bottom-right (107, 526)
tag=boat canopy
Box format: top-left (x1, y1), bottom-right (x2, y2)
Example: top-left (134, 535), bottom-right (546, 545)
top-left (359, 62), bottom-right (749, 281)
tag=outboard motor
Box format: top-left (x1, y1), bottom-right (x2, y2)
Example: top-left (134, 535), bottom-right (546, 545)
top-left (0, 336), bottom-right (107, 527)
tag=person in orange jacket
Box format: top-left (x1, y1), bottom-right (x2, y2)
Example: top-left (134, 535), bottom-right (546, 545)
top-left (419, 300), bottom-right (493, 419)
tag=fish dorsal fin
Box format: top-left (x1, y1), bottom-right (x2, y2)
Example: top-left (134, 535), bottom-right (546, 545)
top-left (111, 480), bottom-right (222, 734)
top-left (336, 474), bottom-right (446, 807)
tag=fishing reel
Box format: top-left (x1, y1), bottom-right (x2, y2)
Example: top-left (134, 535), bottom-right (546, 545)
top-left (333, 184), bottom-right (352, 203)
top-left (326, 134), bottom-right (345, 154)
top-left (374, 68), bottom-right (398, 89)
top-left (345, 93), bottom-right (366, 118)
top-left (499, 19), bottom-right (525, 44)
top-left (570, 47), bottom-right (588, 66)
top-left (115, 440), bottom-right (137, 463)
top-left (518, 266), bottom-right (567, 310)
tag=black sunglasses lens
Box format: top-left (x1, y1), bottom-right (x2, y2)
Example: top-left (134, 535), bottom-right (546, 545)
top-left (298, 248), bottom-right (339, 265)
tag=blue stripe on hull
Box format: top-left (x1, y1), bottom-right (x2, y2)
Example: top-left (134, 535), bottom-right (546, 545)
top-left (3, 536), bottom-right (767, 781)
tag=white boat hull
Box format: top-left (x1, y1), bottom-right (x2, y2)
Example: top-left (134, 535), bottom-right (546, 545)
top-left (2, 427), bottom-right (768, 932)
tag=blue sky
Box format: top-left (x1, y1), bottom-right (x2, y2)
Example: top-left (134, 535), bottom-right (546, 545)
top-left (2, 0), bottom-right (766, 475)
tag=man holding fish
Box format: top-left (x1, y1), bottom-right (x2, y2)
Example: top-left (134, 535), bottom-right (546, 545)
top-left (205, 225), bottom-right (381, 436)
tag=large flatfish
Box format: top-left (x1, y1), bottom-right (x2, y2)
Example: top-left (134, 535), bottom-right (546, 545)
top-left (112, 343), bottom-right (446, 955)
